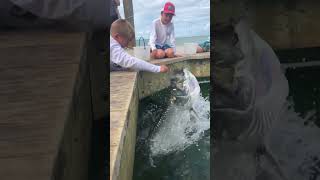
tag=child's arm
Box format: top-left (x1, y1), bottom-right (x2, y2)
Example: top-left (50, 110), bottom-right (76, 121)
top-left (149, 20), bottom-right (157, 52)
top-left (111, 43), bottom-right (161, 73)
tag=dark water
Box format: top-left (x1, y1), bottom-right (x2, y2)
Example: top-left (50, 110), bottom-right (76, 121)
top-left (276, 48), bottom-right (320, 125)
top-left (285, 66), bottom-right (320, 127)
top-left (275, 47), bottom-right (320, 63)
top-left (133, 78), bottom-right (210, 180)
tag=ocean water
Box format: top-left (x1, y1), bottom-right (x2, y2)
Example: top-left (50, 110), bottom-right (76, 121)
top-left (133, 76), bottom-right (210, 180)
top-left (135, 35), bottom-right (209, 47)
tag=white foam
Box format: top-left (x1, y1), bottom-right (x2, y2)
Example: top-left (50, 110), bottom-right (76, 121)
top-left (264, 99), bottom-right (320, 180)
top-left (149, 69), bottom-right (210, 156)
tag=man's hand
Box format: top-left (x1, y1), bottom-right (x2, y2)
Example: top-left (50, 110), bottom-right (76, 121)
top-left (160, 65), bottom-right (169, 73)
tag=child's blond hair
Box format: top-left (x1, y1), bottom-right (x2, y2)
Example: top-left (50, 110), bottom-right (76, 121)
top-left (110, 19), bottom-right (134, 39)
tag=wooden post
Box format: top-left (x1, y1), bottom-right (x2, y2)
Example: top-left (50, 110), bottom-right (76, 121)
top-left (123, 0), bottom-right (136, 47)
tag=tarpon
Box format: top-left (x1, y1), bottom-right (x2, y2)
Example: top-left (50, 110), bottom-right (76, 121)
top-left (170, 69), bottom-right (201, 121)
top-left (212, 17), bottom-right (289, 180)
top-left (148, 69), bottom-right (209, 156)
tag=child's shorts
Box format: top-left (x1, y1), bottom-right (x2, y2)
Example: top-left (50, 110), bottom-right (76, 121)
top-left (155, 44), bottom-right (172, 51)
top-left (199, 40), bottom-right (210, 52)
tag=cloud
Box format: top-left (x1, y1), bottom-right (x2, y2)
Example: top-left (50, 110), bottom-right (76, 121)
top-left (118, 0), bottom-right (210, 38)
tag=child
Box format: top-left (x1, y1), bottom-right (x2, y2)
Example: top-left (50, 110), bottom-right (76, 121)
top-left (110, 19), bottom-right (169, 73)
top-left (149, 2), bottom-right (177, 59)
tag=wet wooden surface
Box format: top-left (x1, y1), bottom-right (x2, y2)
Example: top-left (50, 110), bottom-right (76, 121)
top-left (0, 30), bottom-right (86, 180)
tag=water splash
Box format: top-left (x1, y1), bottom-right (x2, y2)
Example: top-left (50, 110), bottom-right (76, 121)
top-left (263, 99), bottom-right (320, 180)
top-left (149, 69), bottom-right (210, 156)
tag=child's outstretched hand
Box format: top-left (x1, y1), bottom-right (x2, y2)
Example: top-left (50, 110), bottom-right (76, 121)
top-left (160, 65), bottom-right (169, 73)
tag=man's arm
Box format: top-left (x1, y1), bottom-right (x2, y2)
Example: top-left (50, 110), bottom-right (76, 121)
top-left (169, 24), bottom-right (176, 53)
top-left (149, 21), bottom-right (157, 51)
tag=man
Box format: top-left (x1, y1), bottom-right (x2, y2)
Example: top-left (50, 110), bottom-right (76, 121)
top-left (149, 2), bottom-right (177, 59)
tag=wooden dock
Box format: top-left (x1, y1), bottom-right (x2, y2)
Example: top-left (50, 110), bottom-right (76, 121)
top-left (0, 30), bottom-right (99, 180)
top-left (110, 71), bottom-right (138, 180)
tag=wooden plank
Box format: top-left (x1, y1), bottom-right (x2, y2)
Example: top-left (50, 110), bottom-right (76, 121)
top-left (249, 1), bottom-right (320, 49)
top-left (0, 30), bottom-right (86, 180)
top-left (0, 154), bottom-right (53, 180)
top-left (87, 33), bottom-right (108, 120)
top-left (0, 31), bottom-right (84, 48)
top-left (69, 62), bottom-right (92, 180)
top-left (0, 46), bottom-right (82, 68)
top-left (123, 0), bottom-right (136, 46)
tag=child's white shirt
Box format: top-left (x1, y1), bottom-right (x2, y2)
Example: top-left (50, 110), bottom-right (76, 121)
top-left (110, 36), bottom-right (161, 73)
top-left (149, 18), bottom-right (176, 53)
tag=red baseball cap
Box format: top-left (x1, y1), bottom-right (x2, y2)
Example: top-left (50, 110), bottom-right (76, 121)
top-left (162, 2), bottom-right (175, 15)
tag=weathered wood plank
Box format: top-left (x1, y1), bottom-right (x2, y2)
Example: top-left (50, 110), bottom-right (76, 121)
top-left (0, 30), bottom-right (88, 180)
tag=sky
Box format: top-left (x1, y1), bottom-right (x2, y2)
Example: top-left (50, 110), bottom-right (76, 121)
top-left (118, 0), bottom-right (210, 39)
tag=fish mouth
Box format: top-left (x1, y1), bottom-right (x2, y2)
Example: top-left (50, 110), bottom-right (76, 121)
top-left (172, 94), bottom-right (190, 106)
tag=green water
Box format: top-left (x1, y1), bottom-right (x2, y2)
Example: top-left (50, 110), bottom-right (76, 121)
top-left (133, 78), bottom-right (210, 180)
top-left (285, 66), bottom-right (320, 126)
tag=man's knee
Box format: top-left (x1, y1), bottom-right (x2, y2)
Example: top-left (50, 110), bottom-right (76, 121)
top-left (151, 50), bottom-right (157, 58)
top-left (155, 49), bottom-right (165, 59)
top-left (165, 48), bottom-right (175, 58)
top-left (196, 46), bottom-right (204, 53)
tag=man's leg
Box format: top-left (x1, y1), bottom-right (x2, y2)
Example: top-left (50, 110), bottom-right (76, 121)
top-left (151, 49), bottom-right (165, 59)
top-left (165, 48), bottom-right (175, 58)
top-left (196, 46), bottom-right (204, 53)
top-left (198, 41), bottom-right (210, 53)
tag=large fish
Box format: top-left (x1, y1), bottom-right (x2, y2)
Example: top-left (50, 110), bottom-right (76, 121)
top-left (212, 17), bottom-right (289, 180)
top-left (170, 69), bottom-right (201, 120)
top-left (149, 69), bottom-right (209, 156)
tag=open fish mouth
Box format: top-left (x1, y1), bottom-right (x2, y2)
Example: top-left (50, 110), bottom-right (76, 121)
top-left (174, 95), bottom-right (191, 106)
top-left (170, 69), bottom-right (189, 105)
top-left (169, 68), bottom-right (203, 109)
top-left (170, 88), bottom-right (190, 106)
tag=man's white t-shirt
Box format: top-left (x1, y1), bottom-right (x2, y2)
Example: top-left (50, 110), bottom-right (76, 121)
top-left (110, 36), bottom-right (161, 73)
top-left (149, 18), bottom-right (176, 53)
